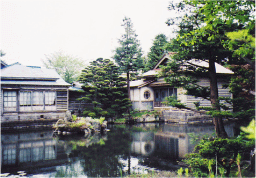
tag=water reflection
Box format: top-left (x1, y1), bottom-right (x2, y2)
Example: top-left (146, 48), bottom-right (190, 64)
top-left (1, 122), bottom-right (237, 177)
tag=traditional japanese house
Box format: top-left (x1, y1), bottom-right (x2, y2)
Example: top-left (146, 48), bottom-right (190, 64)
top-left (68, 82), bottom-right (93, 116)
top-left (1, 62), bottom-right (71, 122)
top-left (130, 53), bottom-right (233, 111)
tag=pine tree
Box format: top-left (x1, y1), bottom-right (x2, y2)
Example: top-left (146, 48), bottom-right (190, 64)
top-left (164, 0), bottom-right (255, 137)
top-left (113, 17), bottom-right (144, 100)
top-left (145, 34), bottom-right (168, 72)
top-left (79, 58), bottom-right (131, 120)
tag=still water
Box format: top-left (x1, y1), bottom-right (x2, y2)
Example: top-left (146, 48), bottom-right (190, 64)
top-left (1, 122), bottom-right (238, 177)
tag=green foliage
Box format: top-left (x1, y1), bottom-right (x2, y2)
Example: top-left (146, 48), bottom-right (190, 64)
top-left (206, 110), bottom-right (232, 118)
top-left (236, 153), bottom-right (242, 176)
top-left (67, 122), bottom-right (86, 129)
top-left (226, 29), bottom-right (255, 64)
top-left (99, 138), bottom-right (105, 146)
top-left (94, 117), bottom-right (105, 125)
top-left (184, 168), bottom-right (189, 177)
top-left (162, 95), bottom-right (187, 109)
top-left (183, 133), bottom-right (255, 177)
top-left (72, 115), bottom-right (77, 121)
top-left (241, 119), bottom-right (255, 140)
top-left (177, 167), bottom-right (183, 177)
top-left (43, 51), bottom-right (85, 84)
top-left (79, 58), bottom-right (131, 119)
top-left (218, 167), bottom-right (226, 178)
top-left (144, 34), bottom-right (168, 72)
top-left (164, 0), bottom-right (255, 137)
top-left (183, 153), bottom-right (209, 177)
top-left (207, 159), bottom-right (213, 176)
top-left (114, 118), bottom-right (126, 123)
top-left (228, 64), bottom-right (255, 120)
top-left (129, 109), bottom-right (160, 120)
top-left (113, 17), bottom-right (144, 74)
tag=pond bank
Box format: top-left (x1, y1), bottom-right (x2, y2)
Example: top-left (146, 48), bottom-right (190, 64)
top-left (1, 119), bottom-right (58, 131)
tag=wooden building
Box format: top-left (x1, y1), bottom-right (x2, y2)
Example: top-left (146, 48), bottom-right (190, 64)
top-left (1, 62), bottom-right (71, 122)
top-left (68, 82), bottom-right (93, 116)
top-left (130, 53), bottom-right (233, 111)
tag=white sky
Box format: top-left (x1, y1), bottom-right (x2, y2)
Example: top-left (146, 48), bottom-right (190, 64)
top-left (1, 0), bottom-right (177, 67)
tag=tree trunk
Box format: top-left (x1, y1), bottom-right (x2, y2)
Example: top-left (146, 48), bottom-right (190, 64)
top-left (212, 117), bottom-right (228, 138)
top-left (127, 71), bottom-right (131, 121)
top-left (209, 59), bottom-right (228, 138)
top-left (209, 59), bottom-right (219, 110)
top-left (127, 71), bottom-right (130, 100)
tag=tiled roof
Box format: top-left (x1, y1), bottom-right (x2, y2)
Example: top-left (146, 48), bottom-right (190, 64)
top-left (141, 69), bottom-right (159, 77)
top-left (130, 80), bottom-right (145, 87)
top-left (132, 56), bottom-right (234, 88)
top-left (1, 63), bottom-right (70, 86)
top-left (186, 59), bottom-right (234, 74)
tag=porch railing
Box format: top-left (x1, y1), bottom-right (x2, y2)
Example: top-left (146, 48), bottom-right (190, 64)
top-left (154, 101), bottom-right (168, 107)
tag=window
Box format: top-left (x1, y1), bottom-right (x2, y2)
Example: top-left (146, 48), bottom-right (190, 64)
top-left (32, 92), bottom-right (44, 105)
top-left (3, 144), bottom-right (16, 165)
top-left (20, 149), bottom-right (31, 163)
top-left (3, 91), bottom-right (17, 109)
top-left (144, 91), bottom-right (150, 99)
top-left (19, 91), bottom-right (57, 111)
top-left (20, 91), bottom-right (31, 106)
top-left (45, 91), bottom-right (56, 105)
top-left (45, 146), bottom-right (56, 160)
top-left (32, 147), bottom-right (44, 161)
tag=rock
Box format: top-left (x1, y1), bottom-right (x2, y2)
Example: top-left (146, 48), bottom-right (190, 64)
top-left (65, 111), bottom-right (72, 122)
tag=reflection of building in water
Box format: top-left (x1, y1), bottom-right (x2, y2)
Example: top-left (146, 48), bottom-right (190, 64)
top-left (1, 130), bottom-right (68, 173)
top-left (155, 132), bottom-right (181, 159)
top-left (1, 130), bottom-right (108, 174)
top-left (131, 132), bottom-right (155, 156)
top-left (130, 123), bottom-right (235, 159)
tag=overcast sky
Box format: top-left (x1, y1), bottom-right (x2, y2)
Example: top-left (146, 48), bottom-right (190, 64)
top-left (1, 0), bottom-right (177, 67)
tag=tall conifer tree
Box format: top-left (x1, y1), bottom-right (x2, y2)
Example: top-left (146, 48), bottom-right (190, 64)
top-left (145, 34), bottom-right (168, 72)
top-left (113, 17), bottom-right (144, 100)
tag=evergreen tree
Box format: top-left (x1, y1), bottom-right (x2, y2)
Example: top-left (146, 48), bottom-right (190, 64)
top-left (78, 58), bottom-right (131, 120)
top-left (163, 0), bottom-right (255, 137)
top-left (113, 17), bottom-right (144, 100)
top-left (144, 34), bottom-right (168, 72)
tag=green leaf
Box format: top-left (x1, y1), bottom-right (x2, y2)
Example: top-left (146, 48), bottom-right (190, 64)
top-left (241, 120), bottom-right (255, 139)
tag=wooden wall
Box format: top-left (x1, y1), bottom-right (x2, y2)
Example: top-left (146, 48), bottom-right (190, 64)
top-left (1, 86), bottom-right (69, 122)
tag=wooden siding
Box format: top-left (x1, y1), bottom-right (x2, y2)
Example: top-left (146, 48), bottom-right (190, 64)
top-left (69, 101), bottom-right (93, 116)
top-left (186, 79), bottom-right (232, 109)
top-left (1, 87), bottom-right (69, 122)
top-left (57, 90), bottom-right (68, 111)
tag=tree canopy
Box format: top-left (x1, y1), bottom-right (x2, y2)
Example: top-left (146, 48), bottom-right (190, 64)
top-left (43, 51), bottom-right (85, 84)
top-left (113, 17), bottom-right (144, 101)
top-left (163, 0), bottom-right (255, 137)
top-left (113, 17), bottom-right (144, 74)
top-left (78, 58), bottom-right (131, 120)
top-left (144, 34), bottom-right (168, 72)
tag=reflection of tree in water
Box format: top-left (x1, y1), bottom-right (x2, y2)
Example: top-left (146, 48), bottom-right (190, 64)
top-left (72, 127), bottom-right (132, 177)
top-left (54, 164), bottom-right (80, 178)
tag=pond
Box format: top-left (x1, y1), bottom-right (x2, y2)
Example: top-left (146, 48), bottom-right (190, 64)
top-left (1, 122), bottom-right (238, 177)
